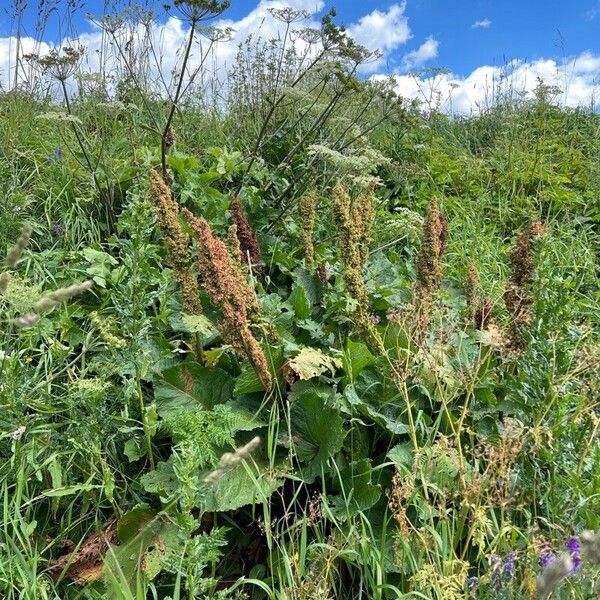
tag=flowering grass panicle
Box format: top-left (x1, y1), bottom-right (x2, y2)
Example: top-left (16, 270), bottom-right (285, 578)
top-left (230, 197), bottom-right (261, 273)
top-left (1, 225), bottom-right (33, 294)
top-left (6, 224), bottom-right (33, 269)
top-left (183, 208), bottom-right (272, 391)
top-left (149, 169), bottom-right (202, 316)
top-left (204, 436), bottom-right (261, 484)
top-left (536, 552), bottom-right (573, 597)
top-left (581, 530), bottom-right (600, 565)
top-left (12, 281), bottom-right (93, 328)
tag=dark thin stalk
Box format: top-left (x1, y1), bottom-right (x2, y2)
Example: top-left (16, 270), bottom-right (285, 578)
top-left (161, 18), bottom-right (198, 176)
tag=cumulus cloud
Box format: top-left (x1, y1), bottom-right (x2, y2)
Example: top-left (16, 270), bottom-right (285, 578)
top-left (472, 18), bottom-right (492, 29)
top-left (402, 36), bottom-right (439, 70)
top-left (376, 52), bottom-right (600, 113)
top-left (0, 0), bottom-right (412, 90)
top-left (348, 2), bottom-right (411, 71)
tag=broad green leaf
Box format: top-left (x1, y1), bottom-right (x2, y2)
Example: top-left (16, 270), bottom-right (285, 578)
top-left (154, 362), bottom-right (234, 418)
top-left (387, 442), bottom-right (414, 469)
top-left (288, 382), bottom-right (345, 479)
top-left (285, 347), bottom-right (341, 380)
top-left (180, 314), bottom-right (218, 340)
top-left (332, 459), bottom-right (381, 517)
top-left (117, 505), bottom-right (156, 543)
top-left (344, 382), bottom-right (409, 436)
top-left (202, 460), bottom-right (284, 512)
top-left (288, 283), bottom-right (311, 319)
top-left (342, 339), bottom-right (376, 382)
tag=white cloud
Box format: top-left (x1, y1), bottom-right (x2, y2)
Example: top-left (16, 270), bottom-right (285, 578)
top-left (402, 36), bottom-right (439, 70)
top-left (348, 3), bottom-right (412, 72)
top-left (376, 53), bottom-right (600, 113)
top-left (1, 3), bottom-right (599, 117)
top-left (472, 18), bottom-right (492, 29)
top-left (0, 1), bottom-right (410, 91)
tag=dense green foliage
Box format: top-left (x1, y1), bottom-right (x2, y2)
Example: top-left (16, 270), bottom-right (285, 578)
top-left (1, 5), bottom-right (599, 599)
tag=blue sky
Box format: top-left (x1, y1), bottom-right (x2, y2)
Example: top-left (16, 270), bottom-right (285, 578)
top-left (2, 0), bottom-right (599, 111)
top-left (7, 0), bottom-right (600, 76)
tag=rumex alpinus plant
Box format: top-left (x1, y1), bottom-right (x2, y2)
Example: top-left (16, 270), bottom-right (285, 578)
top-left (230, 196), bottom-right (262, 273)
top-left (148, 169), bottom-right (202, 317)
top-left (412, 196), bottom-right (447, 343)
top-left (504, 220), bottom-right (547, 348)
top-left (183, 208), bottom-right (273, 391)
top-left (331, 181), bottom-right (384, 353)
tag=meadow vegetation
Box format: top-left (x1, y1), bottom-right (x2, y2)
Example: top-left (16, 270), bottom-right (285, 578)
top-left (1, 2), bottom-right (599, 598)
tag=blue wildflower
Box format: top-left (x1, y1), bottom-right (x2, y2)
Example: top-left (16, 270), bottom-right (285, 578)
top-left (539, 542), bottom-right (556, 568)
top-left (566, 537), bottom-right (581, 574)
top-left (467, 576), bottom-right (478, 590)
top-left (51, 223), bottom-right (63, 237)
top-left (504, 551), bottom-right (517, 579)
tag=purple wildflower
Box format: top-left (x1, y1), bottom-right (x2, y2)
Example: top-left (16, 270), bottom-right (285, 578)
top-left (467, 576), bottom-right (478, 590)
top-left (566, 537), bottom-right (582, 574)
top-left (51, 223), bottom-right (63, 237)
top-left (539, 542), bottom-right (556, 568)
top-left (504, 551), bottom-right (517, 579)
top-left (47, 148), bottom-right (63, 163)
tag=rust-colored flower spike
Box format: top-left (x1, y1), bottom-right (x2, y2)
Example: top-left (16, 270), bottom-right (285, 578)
top-left (148, 170), bottom-right (202, 316)
top-left (230, 197), bottom-right (261, 273)
top-left (465, 261), bottom-right (481, 319)
top-left (332, 182), bottom-right (384, 354)
top-left (183, 208), bottom-right (272, 391)
top-left (298, 190), bottom-right (317, 269)
top-left (412, 197), bottom-right (448, 343)
top-left (353, 180), bottom-right (376, 265)
top-left (504, 220), bottom-right (547, 347)
top-left (416, 197), bottom-right (446, 293)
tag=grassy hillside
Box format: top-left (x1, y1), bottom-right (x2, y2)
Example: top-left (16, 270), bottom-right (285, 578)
top-left (1, 4), bottom-right (599, 599)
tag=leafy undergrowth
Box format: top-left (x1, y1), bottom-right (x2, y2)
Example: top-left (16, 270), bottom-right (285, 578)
top-left (1, 5), bottom-right (600, 599)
